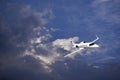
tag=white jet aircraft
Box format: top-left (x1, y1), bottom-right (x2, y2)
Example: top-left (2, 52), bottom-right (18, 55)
top-left (64, 36), bottom-right (99, 58)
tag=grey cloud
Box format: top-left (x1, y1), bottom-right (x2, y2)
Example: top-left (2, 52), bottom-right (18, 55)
top-left (0, 3), bottom-right (54, 51)
top-left (0, 3), bottom-right (56, 78)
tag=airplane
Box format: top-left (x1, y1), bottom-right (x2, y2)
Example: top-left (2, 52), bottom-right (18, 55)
top-left (71, 36), bottom-right (99, 48)
top-left (64, 36), bottom-right (99, 58)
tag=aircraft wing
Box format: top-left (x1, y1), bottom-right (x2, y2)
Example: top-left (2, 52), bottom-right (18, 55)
top-left (90, 36), bottom-right (99, 44)
top-left (64, 48), bottom-right (84, 58)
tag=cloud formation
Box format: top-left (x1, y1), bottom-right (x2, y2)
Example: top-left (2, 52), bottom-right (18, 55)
top-left (0, 3), bottom-right (58, 73)
top-left (0, 1), bottom-right (120, 80)
top-left (24, 35), bottom-right (80, 71)
top-left (52, 37), bottom-right (79, 51)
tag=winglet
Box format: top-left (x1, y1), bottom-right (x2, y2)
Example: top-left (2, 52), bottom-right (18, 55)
top-left (71, 41), bottom-right (76, 46)
top-left (96, 35), bottom-right (99, 40)
top-left (90, 35), bottom-right (99, 43)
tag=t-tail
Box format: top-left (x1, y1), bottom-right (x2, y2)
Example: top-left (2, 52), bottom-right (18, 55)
top-left (71, 41), bottom-right (78, 48)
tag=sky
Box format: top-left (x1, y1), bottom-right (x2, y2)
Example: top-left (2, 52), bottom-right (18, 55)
top-left (0, 0), bottom-right (120, 80)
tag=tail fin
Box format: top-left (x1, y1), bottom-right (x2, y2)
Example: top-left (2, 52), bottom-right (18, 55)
top-left (71, 41), bottom-right (77, 48)
top-left (71, 41), bottom-right (75, 45)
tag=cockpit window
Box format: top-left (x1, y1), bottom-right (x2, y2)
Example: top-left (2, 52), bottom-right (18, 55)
top-left (89, 43), bottom-right (95, 46)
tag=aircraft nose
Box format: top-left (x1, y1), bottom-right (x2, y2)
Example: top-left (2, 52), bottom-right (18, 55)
top-left (95, 44), bottom-right (100, 47)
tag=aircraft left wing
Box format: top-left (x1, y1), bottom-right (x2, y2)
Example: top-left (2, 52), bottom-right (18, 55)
top-left (64, 48), bottom-right (84, 58)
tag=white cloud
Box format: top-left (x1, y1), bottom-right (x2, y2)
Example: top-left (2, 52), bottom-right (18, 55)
top-left (23, 36), bottom-right (81, 72)
top-left (92, 65), bottom-right (100, 69)
top-left (52, 37), bottom-right (79, 51)
top-left (30, 34), bottom-right (51, 44)
top-left (24, 49), bottom-right (60, 72)
top-left (18, 5), bottom-right (61, 72)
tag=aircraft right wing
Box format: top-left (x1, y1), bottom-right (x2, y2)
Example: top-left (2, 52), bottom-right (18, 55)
top-left (90, 36), bottom-right (99, 44)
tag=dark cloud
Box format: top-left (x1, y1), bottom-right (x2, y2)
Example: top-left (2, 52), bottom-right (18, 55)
top-left (0, 66), bottom-right (54, 80)
top-left (0, 3), bottom-right (55, 80)
top-left (0, 3), bottom-right (53, 55)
